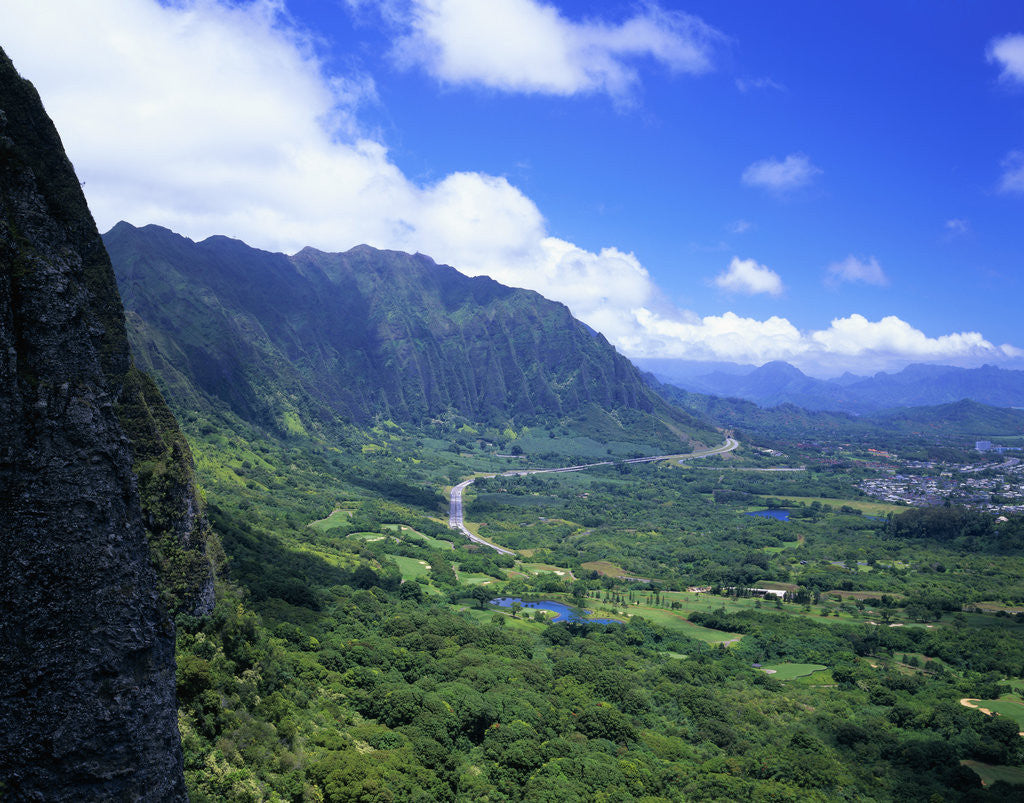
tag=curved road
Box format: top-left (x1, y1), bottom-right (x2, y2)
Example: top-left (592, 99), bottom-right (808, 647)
top-left (448, 437), bottom-right (739, 554)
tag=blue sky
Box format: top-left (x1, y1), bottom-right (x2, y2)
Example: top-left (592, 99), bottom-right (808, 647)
top-left (4, 0), bottom-right (1024, 376)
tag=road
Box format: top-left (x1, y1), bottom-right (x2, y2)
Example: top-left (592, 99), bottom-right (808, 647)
top-left (448, 436), bottom-right (739, 554)
top-left (448, 478), bottom-right (516, 555)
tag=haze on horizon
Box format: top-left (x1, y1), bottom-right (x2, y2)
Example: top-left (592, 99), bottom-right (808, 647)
top-left (2, 0), bottom-right (1023, 378)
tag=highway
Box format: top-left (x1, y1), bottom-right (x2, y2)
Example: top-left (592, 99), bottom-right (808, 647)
top-left (447, 436), bottom-right (739, 554)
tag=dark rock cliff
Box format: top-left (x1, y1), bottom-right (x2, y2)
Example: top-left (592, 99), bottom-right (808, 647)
top-left (0, 49), bottom-right (196, 799)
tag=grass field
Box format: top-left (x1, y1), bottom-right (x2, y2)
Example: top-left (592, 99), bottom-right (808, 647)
top-left (456, 605), bottom-right (544, 633)
top-left (520, 562), bottom-right (574, 578)
top-left (452, 567), bottom-right (499, 585)
top-left (826, 590), bottom-right (905, 601)
top-left (961, 760), bottom-right (1024, 786)
top-left (579, 600), bottom-right (741, 643)
top-left (308, 508), bottom-right (355, 532)
top-left (763, 536), bottom-right (804, 554)
top-left (750, 494), bottom-right (904, 517)
top-left (960, 696), bottom-right (1024, 729)
top-left (391, 555), bottom-right (432, 581)
top-left (581, 560), bottom-right (652, 579)
top-left (347, 531), bottom-right (388, 542)
top-left (382, 524), bottom-right (455, 551)
top-left (628, 607), bottom-right (741, 643)
top-left (760, 663), bottom-right (827, 680)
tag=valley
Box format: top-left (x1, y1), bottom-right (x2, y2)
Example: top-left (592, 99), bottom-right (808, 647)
top-left (7, 18), bottom-right (1024, 802)
top-left (447, 437), bottom-right (741, 555)
top-left (107, 229), bottom-right (1024, 801)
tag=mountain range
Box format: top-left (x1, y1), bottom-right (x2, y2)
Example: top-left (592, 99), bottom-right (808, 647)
top-left (637, 358), bottom-right (1024, 414)
top-left (106, 222), bottom-right (715, 447)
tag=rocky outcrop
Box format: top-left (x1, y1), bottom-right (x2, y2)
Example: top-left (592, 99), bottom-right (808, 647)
top-left (0, 49), bottom-right (189, 798)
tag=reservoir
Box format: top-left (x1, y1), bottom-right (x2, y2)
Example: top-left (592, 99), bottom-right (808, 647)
top-left (489, 596), bottom-right (623, 624)
top-left (745, 509), bottom-right (791, 522)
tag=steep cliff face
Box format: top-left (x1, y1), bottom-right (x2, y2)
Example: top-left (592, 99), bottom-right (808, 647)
top-left (106, 223), bottom-right (712, 447)
top-left (0, 50), bottom-right (190, 798)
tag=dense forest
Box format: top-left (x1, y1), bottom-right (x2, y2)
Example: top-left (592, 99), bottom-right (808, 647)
top-left (155, 398), bottom-right (1024, 801)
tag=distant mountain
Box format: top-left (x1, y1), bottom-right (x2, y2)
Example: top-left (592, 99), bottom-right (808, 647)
top-left (106, 223), bottom-right (715, 446)
top-left (639, 358), bottom-right (1024, 414)
top-left (650, 376), bottom-right (1024, 447)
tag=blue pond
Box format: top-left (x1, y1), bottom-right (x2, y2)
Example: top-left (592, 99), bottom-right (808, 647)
top-left (490, 597), bottom-right (622, 625)
top-left (745, 509), bottom-right (790, 522)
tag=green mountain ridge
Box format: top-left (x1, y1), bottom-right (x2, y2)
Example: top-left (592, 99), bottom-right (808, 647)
top-left (105, 221), bottom-right (716, 447)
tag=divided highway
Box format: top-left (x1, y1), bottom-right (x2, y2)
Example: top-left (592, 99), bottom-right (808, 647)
top-left (448, 437), bottom-right (739, 554)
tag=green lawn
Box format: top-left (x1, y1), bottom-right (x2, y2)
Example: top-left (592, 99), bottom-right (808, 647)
top-left (391, 555), bottom-right (432, 581)
top-left (382, 524), bottom-right (455, 551)
top-left (961, 695), bottom-right (1024, 729)
top-left (760, 663), bottom-right (827, 680)
top-left (763, 537), bottom-right (804, 554)
top-left (961, 760), bottom-right (1024, 787)
top-left (308, 508), bottom-right (355, 532)
top-left (347, 531), bottom-right (387, 542)
top-left (750, 494), bottom-right (904, 517)
top-left (457, 605), bottom-right (543, 632)
top-left (453, 567), bottom-right (499, 585)
top-left (520, 562), bottom-right (574, 578)
top-left (586, 603), bottom-right (741, 644)
top-left (581, 560), bottom-right (651, 579)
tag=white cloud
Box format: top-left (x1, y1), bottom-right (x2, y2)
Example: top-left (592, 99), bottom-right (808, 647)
top-left (944, 218), bottom-right (969, 236)
top-left (999, 150), bottom-right (1024, 193)
top-left (735, 76), bottom-right (784, 93)
top-left (714, 257), bottom-right (783, 296)
top-left (728, 219), bottom-right (752, 234)
top-left (0, 0), bottom-right (659, 347)
top-left (626, 310), bottom-right (1021, 376)
top-left (742, 153), bottom-right (821, 192)
top-left (1, 0), bottom-right (1019, 379)
top-left (387, 0), bottom-right (720, 99)
top-left (988, 34), bottom-right (1024, 84)
top-left (809, 315), bottom-right (1016, 368)
top-left (825, 255), bottom-right (888, 287)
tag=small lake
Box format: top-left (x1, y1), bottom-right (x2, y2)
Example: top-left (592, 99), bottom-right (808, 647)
top-left (745, 509), bottom-right (791, 521)
top-left (490, 597), bottom-right (623, 624)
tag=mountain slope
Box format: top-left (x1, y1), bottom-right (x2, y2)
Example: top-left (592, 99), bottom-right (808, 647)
top-left (0, 49), bottom-right (189, 799)
top-left (105, 223), bottom-right (715, 446)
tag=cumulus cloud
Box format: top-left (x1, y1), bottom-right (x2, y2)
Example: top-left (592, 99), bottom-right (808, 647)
top-left (999, 150), bottom-right (1024, 193)
top-left (988, 33), bottom-right (1024, 84)
top-left (0, 0), bottom-right (660, 345)
top-left (626, 310), bottom-right (1022, 376)
top-left (714, 257), bottom-right (783, 296)
top-left (386, 0), bottom-right (721, 99)
top-left (825, 255), bottom-right (888, 287)
top-left (742, 153), bottom-right (821, 192)
top-left (2, 0), bottom-right (1019, 378)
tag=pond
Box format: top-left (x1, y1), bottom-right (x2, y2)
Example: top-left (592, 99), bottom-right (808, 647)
top-left (745, 509), bottom-right (790, 521)
top-left (489, 597), bottom-right (623, 624)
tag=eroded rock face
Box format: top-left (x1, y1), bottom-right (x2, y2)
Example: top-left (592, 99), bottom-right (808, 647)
top-left (0, 49), bottom-right (186, 800)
